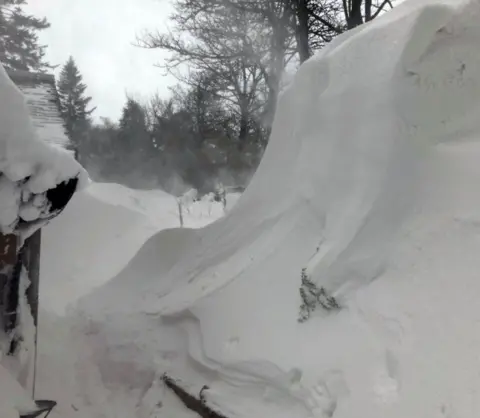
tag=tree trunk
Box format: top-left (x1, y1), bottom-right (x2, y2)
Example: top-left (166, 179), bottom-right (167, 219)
top-left (264, 82), bottom-right (279, 130)
top-left (364, 0), bottom-right (372, 21)
top-left (237, 112), bottom-right (249, 151)
top-left (295, 0), bottom-right (311, 63)
top-left (264, 42), bottom-right (285, 128)
top-left (347, 0), bottom-right (364, 29)
top-left (263, 4), bottom-right (289, 129)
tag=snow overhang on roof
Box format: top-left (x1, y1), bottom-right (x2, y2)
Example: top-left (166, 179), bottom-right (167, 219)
top-left (0, 65), bottom-right (88, 237)
top-left (6, 70), bottom-right (72, 152)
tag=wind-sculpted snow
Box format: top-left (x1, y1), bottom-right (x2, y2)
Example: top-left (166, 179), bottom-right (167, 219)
top-left (40, 182), bottom-right (235, 314)
top-left (69, 1), bottom-right (480, 417)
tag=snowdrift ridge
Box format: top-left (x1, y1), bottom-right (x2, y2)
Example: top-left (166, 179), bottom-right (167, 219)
top-left (77, 1), bottom-right (480, 417)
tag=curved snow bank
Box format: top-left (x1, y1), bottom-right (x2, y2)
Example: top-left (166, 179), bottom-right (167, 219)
top-left (86, 182), bottom-right (178, 221)
top-left (0, 64), bottom-right (87, 236)
top-left (75, 1), bottom-right (480, 417)
top-left (41, 182), bottom-right (232, 314)
top-left (79, 227), bottom-right (201, 315)
top-left (40, 183), bottom-right (180, 314)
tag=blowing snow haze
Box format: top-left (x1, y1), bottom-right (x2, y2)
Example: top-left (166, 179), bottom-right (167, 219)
top-left (3, 0), bottom-right (480, 417)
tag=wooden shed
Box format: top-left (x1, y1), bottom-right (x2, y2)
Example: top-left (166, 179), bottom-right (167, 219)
top-left (0, 70), bottom-right (73, 391)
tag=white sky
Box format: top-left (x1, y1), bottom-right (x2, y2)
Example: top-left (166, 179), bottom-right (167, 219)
top-left (26, 0), bottom-right (176, 121)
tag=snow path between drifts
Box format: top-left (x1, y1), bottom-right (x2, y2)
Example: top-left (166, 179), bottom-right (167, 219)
top-left (70, 1), bottom-right (480, 417)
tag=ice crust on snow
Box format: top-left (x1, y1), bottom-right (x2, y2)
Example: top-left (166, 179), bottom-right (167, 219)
top-left (0, 63), bottom-right (88, 235)
top-left (36, 0), bottom-right (480, 417)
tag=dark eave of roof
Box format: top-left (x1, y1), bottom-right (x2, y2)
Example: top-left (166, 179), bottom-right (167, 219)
top-left (6, 69), bottom-right (55, 85)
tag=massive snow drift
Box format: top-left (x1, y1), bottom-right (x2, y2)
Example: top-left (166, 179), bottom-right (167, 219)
top-left (62, 0), bottom-right (480, 416)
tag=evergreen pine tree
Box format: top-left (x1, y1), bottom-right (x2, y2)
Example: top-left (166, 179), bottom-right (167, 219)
top-left (0, 0), bottom-right (51, 72)
top-left (118, 97), bottom-right (151, 158)
top-left (115, 97), bottom-right (157, 186)
top-left (57, 56), bottom-right (95, 157)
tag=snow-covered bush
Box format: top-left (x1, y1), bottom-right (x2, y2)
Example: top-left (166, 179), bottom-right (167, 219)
top-left (298, 268), bottom-right (340, 322)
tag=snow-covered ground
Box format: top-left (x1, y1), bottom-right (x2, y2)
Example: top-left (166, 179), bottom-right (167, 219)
top-left (26, 0), bottom-right (480, 417)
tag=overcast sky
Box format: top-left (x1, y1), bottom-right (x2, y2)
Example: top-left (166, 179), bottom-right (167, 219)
top-left (27, 0), bottom-right (176, 121)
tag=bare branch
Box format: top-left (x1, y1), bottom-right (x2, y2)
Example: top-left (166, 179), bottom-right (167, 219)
top-left (371, 0), bottom-right (393, 18)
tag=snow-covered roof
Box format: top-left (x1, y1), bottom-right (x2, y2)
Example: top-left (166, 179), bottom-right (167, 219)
top-left (7, 70), bottom-right (71, 151)
top-left (0, 64), bottom-right (88, 237)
